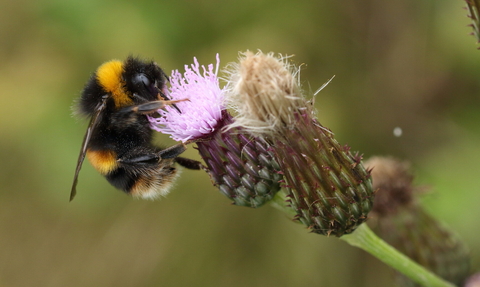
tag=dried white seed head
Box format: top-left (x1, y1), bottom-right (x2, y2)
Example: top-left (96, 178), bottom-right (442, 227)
top-left (224, 51), bottom-right (305, 135)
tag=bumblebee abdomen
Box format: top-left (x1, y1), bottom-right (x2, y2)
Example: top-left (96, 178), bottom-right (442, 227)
top-left (86, 149), bottom-right (119, 175)
top-left (106, 161), bottom-right (179, 200)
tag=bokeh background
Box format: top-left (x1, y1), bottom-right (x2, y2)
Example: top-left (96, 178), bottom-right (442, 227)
top-left (0, 0), bottom-right (478, 286)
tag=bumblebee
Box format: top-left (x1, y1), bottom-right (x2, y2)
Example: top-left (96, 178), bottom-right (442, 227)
top-left (70, 56), bottom-right (201, 201)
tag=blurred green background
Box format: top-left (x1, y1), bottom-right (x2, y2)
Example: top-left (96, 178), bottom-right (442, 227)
top-left (0, 0), bottom-right (479, 286)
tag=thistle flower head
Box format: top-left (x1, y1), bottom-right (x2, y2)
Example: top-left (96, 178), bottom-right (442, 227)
top-left (148, 54), bottom-right (224, 142)
top-left (149, 54), bottom-right (283, 207)
top-left (225, 51), bottom-right (306, 134)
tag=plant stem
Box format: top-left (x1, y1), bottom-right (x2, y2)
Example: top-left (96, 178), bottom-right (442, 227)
top-left (341, 224), bottom-right (455, 287)
top-left (271, 192), bottom-right (456, 287)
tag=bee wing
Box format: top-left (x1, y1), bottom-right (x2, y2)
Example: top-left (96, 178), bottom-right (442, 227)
top-left (69, 95), bottom-right (108, 201)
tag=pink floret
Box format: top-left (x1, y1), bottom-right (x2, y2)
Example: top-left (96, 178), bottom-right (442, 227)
top-left (148, 55), bottom-right (225, 142)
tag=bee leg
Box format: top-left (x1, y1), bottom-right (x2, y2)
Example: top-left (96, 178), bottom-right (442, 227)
top-left (117, 146), bottom-right (186, 165)
top-left (118, 154), bottom-right (159, 164)
top-left (158, 143), bottom-right (187, 159)
top-left (175, 157), bottom-right (204, 170)
top-left (158, 145), bottom-right (204, 170)
top-left (133, 99), bottom-right (189, 114)
top-left (157, 90), bottom-right (182, 113)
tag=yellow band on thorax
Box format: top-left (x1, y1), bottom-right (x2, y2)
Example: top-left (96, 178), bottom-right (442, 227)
top-left (96, 60), bottom-right (133, 108)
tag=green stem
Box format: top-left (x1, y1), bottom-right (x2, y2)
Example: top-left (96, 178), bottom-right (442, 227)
top-left (341, 224), bottom-right (455, 287)
top-left (271, 192), bottom-right (456, 287)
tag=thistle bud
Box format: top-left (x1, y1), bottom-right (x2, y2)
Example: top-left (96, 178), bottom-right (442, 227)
top-left (365, 157), bottom-right (470, 287)
top-left (225, 51), bottom-right (374, 236)
top-left (195, 111), bottom-right (282, 207)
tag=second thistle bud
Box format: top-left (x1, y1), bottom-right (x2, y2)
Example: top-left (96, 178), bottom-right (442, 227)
top-left (275, 114), bottom-right (373, 236)
top-left (225, 51), bottom-right (375, 236)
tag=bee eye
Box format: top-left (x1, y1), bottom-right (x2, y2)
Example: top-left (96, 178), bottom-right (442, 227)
top-left (133, 73), bottom-right (150, 88)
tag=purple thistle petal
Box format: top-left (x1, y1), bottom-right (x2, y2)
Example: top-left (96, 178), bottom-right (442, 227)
top-left (148, 54), bottom-right (225, 142)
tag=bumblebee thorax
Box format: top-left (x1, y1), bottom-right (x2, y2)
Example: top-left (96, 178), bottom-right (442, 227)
top-left (96, 60), bottom-right (133, 108)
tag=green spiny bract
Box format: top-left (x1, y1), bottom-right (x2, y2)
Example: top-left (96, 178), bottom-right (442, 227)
top-left (275, 113), bottom-right (373, 236)
top-left (197, 111), bottom-right (282, 207)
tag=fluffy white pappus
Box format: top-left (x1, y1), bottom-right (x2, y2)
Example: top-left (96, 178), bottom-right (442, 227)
top-left (149, 54), bottom-right (225, 142)
top-left (222, 51), bottom-right (305, 135)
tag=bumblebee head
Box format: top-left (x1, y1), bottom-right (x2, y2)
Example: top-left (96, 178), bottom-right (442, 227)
top-left (79, 57), bottom-right (169, 116)
top-left (122, 56), bottom-right (168, 104)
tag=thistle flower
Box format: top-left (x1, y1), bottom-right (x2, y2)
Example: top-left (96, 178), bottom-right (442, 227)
top-left (149, 56), bottom-right (224, 142)
top-left (365, 157), bottom-right (470, 287)
top-left (148, 55), bottom-right (282, 207)
top-left (225, 51), bottom-right (374, 236)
